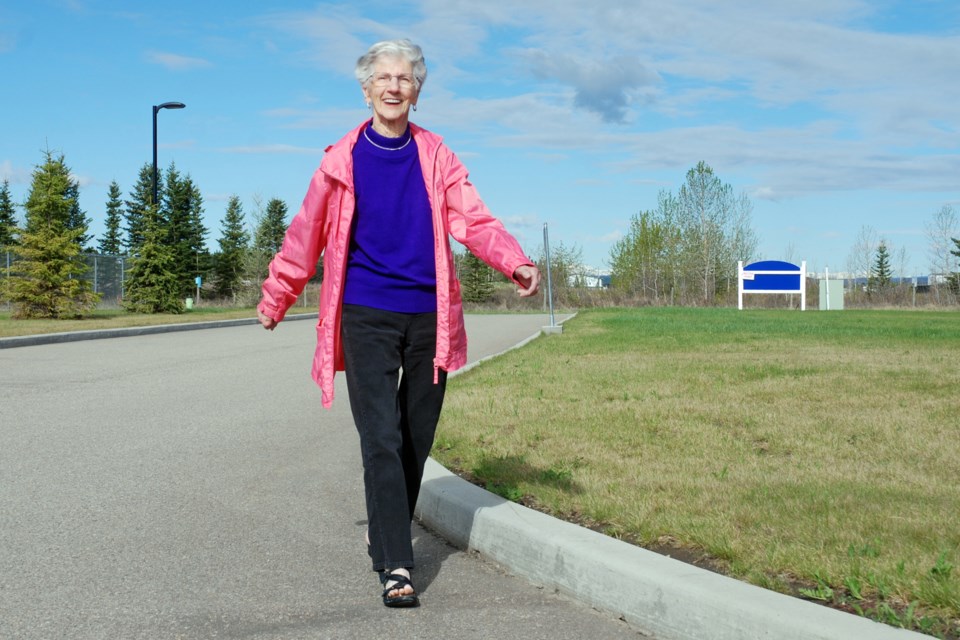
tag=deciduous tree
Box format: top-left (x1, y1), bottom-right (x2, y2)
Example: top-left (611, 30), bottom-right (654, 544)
top-left (608, 163), bottom-right (756, 304)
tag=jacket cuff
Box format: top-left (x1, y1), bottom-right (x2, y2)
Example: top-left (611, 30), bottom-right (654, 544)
top-left (257, 300), bottom-right (286, 323)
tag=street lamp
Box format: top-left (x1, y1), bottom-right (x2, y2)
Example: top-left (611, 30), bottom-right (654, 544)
top-left (152, 101), bottom-right (186, 207)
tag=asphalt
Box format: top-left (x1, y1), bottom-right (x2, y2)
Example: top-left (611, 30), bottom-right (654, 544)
top-left (0, 314), bottom-right (928, 639)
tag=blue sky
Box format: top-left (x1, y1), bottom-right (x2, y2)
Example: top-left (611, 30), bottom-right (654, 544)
top-left (2, 0), bottom-right (959, 277)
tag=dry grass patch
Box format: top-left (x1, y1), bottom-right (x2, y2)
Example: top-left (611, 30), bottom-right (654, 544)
top-left (434, 307), bottom-right (960, 636)
top-left (0, 307), bottom-right (258, 338)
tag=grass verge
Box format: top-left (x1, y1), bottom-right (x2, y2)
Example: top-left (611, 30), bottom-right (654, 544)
top-left (433, 307), bottom-right (960, 638)
top-left (0, 306), bottom-right (259, 338)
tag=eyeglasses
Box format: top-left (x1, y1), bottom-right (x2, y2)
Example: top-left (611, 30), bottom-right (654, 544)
top-left (369, 73), bottom-right (417, 89)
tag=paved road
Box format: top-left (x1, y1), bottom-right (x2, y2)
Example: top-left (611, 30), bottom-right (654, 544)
top-left (0, 314), bottom-right (646, 640)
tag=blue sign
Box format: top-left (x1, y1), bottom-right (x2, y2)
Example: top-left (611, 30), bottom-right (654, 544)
top-left (738, 260), bottom-right (806, 310)
top-left (742, 261), bottom-right (802, 292)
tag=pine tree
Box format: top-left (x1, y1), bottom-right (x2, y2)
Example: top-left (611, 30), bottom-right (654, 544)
top-left (185, 177), bottom-right (210, 290)
top-left (6, 150), bottom-right (100, 318)
top-left (65, 179), bottom-right (93, 250)
top-left (255, 198), bottom-right (289, 255)
top-left (123, 206), bottom-right (184, 314)
top-left (162, 166), bottom-right (209, 297)
top-left (949, 237), bottom-right (960, 294)
top-left (869, 240), bottom-right (893, 293)
top-left (213, 195), bottom-right (250, 300)
top-left (460, 250), bottom-right (495, 303)
top-left (124, 163), bottom-right (157, 255)
top-left (163, 163), bottom-right (191, 294)
top-left (0, 179), bottom-right (17, 248)
top-left (98, 180), bottom-right (124, 255)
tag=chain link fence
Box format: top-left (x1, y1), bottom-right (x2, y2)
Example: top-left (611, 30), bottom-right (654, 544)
top-left (2, 250), bottom-right (128, 310)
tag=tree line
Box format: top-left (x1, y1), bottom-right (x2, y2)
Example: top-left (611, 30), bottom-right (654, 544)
top-left (0, 150), bottom-right (292, 318)
top-left (2, 152), bottom-right (957, 317)
top-left (608, 161), bottom-right (759, 305)
top-left (461, 160), bottom-right (959, 308)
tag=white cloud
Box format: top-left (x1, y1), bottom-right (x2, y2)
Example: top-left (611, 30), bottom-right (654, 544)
top-left (256, 0), bottom-right (960, 200)
top-left (498, 214), bottom-right (539, 229)
top-left (0, 160), bottom-right (30, 184)
top-left (145, 50), bottom-right (213, 71)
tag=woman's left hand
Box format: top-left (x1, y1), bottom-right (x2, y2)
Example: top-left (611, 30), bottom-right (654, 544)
top-left (513, 264), bottom-right (541, 297)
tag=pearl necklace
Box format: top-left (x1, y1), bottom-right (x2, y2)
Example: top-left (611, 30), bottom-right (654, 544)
top-left (363, 126), bottom-right (412, 151)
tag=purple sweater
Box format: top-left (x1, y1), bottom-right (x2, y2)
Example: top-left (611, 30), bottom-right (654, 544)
top-left (343, 123), bottom-right (437, 313)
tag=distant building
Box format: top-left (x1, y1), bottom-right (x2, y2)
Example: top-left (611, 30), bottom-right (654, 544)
top-left (568, 266), bottom-right (611, 288)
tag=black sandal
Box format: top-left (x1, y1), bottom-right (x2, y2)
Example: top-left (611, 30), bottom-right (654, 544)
top-left (379, 572), bottom-right (420, 608)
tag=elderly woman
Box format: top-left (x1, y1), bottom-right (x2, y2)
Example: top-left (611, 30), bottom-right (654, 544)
top-left (257, 39), bottom-right (540, 608)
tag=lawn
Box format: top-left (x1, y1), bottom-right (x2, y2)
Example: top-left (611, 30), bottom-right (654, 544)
top-left (433, 307), bottom-right (960, 638)
top-left (0, 306), bottom-right (259, 338)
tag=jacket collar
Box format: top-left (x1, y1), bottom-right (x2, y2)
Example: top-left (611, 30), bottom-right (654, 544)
top-left (321, 120), bottom-right (443, 186)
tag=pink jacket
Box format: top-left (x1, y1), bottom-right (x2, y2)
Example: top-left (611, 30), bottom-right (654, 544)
top-left (258, 120), bottom-right (534, 408)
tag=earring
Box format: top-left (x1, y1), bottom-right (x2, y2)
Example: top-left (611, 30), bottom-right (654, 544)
top-left (412, 104), bottom-right (417, 112)
top-left (366, 101), bottom-right (372, 109)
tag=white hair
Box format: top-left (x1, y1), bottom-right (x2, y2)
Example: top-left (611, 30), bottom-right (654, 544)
top-left (355, 39), bottom-right (427, 89)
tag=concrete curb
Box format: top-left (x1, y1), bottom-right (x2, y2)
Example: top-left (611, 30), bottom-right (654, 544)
top-left (416, 316), bottom-right (927, 640)
top-left (0, 312), bottom-right (316, 349)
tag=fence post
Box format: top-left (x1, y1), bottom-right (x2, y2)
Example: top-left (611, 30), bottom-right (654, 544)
top-left (543, 223), bottom-right (555, 327)
top-left (541, 223), bottom-right (562, 334)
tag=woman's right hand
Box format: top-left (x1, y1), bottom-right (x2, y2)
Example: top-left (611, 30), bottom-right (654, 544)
top-left (258, 310), bottom-right (278, 331)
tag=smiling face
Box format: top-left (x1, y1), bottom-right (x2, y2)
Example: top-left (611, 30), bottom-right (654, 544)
top-left (362, 55), bottom-right (420, 137)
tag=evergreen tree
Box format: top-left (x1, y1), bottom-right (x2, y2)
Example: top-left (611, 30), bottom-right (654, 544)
top-left (948, 237), bottom-right (960, 294)
top-left (460, 250), bottom-right (495, 303)
top-left (123, 206), bottom-right (184, 314)
top-left (869, 240), bottom-right (893, 293)
top-left (0, 179), bottom-right (17, 248)
top-left (124, 163), bottom-right (157, 255)
top-left (213, 195), bottom-right (250, 299)
top-left (255, 198), bottom-right (289, 255)
top-left (162, 166), bottom-right (209, 297)
top-left (163, 163), bottom-right (191, 293)
top-left (65, 179), bottom-right (93, 250)
top-left (24, 152), bottom-right (82, 232)
top-left (6, 150), bottom-right (99, 318)
top-left (98, 180), bottom-right (124, 255)
top-left (185, 177), bottom-right (210, 289)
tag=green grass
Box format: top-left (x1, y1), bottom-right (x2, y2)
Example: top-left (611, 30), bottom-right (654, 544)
top-left (0, 306), bottom-right (259, 338)
top-left (433, 307), bottom-right (960, 637)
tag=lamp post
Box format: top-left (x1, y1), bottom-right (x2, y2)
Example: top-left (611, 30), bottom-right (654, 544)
top-left (152, 102), bottom-right (186, 207)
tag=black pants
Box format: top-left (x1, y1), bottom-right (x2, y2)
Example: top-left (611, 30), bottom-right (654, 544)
top-left (340, 304), bottom-right (447, 571)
